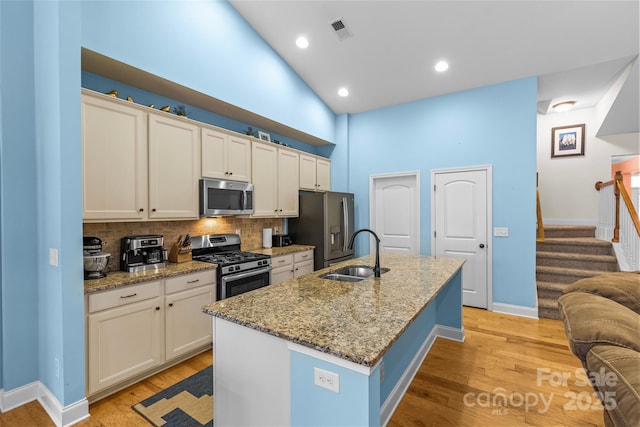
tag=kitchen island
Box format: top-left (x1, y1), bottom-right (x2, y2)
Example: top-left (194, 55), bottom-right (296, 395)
top-left (203, 253), bottom-right (465, 426)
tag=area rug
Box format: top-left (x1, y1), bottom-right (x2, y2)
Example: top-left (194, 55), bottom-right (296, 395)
top-left (133, 365), bottom-right (213, 427)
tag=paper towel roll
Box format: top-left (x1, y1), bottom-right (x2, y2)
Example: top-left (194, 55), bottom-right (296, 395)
top-left (262, 228), bottom-right (272, 248)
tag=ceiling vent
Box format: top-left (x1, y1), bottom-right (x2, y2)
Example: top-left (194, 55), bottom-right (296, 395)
top-left (329, 17), bottom-right (353, 41)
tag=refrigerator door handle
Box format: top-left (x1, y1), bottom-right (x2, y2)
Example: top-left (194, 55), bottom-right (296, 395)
top-left (342, 197), bottom-right (349, 252)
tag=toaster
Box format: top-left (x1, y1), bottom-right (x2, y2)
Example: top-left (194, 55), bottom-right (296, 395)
top-left (272, 234), bottom-right (292, 247)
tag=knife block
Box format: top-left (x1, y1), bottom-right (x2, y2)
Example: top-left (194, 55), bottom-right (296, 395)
top-left (168, 242), bottom-right (192, 263)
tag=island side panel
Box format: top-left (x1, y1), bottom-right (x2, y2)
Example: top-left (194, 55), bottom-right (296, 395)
top-left (435, 269), bottom-right (464, 336)
top-left (290, 350), bottom-right (381, 427)
top-left (213, 318), bottom-right (291, 426)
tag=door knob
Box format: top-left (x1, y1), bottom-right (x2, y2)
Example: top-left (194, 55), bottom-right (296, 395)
top-left (479, 244), bottom-right (485, 248)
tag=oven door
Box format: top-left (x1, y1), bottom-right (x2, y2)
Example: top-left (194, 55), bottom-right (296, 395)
top-left (219, 265), bottom-right (271, 300)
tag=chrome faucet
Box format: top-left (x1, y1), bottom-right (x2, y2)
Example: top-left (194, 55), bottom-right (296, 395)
top-left (348, 228), bottom-right (381, 277)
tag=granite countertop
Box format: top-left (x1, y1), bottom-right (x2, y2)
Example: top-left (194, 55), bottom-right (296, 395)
top-left (203, 253), bottom-right (465, 367)
top-left (248, 244), bottom-right (315, 256)
top-left (84, 261), bottom-right (216, 294)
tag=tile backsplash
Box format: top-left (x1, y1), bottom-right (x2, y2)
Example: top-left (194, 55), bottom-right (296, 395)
top-left (83, 217), bottom-right (285, 267)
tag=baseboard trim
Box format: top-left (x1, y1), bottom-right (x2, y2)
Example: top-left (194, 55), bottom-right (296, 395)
top-left (38, 383), bottom-right (89, 427)
top-left (0, 381), bottom-right (39, 412)
top-left (380, 323), bottom-right (464, 426)
top-left (0, 382), bottom-right (89, 426)
top-left (492, 302), bottom-right (539, 319)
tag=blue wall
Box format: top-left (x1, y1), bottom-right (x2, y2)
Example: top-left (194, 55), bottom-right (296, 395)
top-left (80, 0), bottom-right (335, 144)
top-left (0, 0), bottom-right (40, 393)
top-left (345, 78), bottom-right (538, 308)
top-left (0, 0), bottom-right (538, 413)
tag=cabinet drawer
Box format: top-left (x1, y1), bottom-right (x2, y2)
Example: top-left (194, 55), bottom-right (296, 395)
top-left (88, 281), bottom-right (162, 313)
top-left (165, 270), bottom-right (216, 295)
top-left (271, 254), bottom-right (293, 268)
top-left (294, 250), bottom-right (313, 263)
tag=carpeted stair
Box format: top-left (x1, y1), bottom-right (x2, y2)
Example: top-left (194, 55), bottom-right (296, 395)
top-left (536, 225), bottom-right (618, 320)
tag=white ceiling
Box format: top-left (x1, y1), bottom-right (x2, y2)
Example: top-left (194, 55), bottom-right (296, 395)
top-left (230, 0), bottom-right (639, 124)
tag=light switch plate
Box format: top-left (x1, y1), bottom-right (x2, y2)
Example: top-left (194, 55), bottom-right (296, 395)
top-left (493, 227), bottom-right (509, 237)
top-left (49, 248), bottom-right (59, 267)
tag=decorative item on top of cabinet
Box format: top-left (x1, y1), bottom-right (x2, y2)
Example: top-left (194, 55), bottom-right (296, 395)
top-left (201, 125), bottom-right (251, 182)
top-left (300, 153), bottom-right (331, 191)
top-left (251, 140), bottom-right (299, 218)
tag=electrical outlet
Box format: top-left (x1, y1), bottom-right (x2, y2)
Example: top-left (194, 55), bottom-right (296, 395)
top-left (314, 367), bottom-right (339, 393)
top-left (493, 227), bottom-right (509, 237)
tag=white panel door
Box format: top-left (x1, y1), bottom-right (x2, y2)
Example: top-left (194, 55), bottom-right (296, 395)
top-left (433, 169), bottom-right (489, 308)
top-left (371, 173), bottom-right (420, 254)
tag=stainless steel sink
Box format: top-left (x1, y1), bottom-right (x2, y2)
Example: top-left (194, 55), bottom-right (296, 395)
top-left (320, 265), bottom-right (390, 282)
top-left (332, 265), bottom-right (390, 278)
top-left (319, 273), bottom-right (364, 282)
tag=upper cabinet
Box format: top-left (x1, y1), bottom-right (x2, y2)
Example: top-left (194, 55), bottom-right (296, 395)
top-left (82, 90), bottom-right (199, 222)
top-left (82, 93), bottom-right (148, 221)
top-left (251, 141), bottom-right (299, 218)
top-left (299, 153), bottom-right (331, 192)
top-left (148, 112), bottom-right (200, 219)
top-left (201, 126), bottom-right (251, 182)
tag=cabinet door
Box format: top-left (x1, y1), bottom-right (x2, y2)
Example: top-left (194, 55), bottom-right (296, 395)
top-left (226, 135), bottom-right (252, 182)
top-left (148, 113), bottom-right (200, 219)
top-left (87, 297), bottom-right (163, 394)
top-left (299, 153), bottom-right (317, 191)
top-left (251, 141), bottom-right (278, 217)
top-left (278, 149), bottom-right (299, 217)
top-left (82, 93), bottom-right (147, 221)
top-left (294, 260), bottom-right (314, 278)
top-left (165, 285), bottom-right (215, 361)
top-left (201, 127), bottom-right (227, 179)
top-left (316, 158), bottom-right (331, 191)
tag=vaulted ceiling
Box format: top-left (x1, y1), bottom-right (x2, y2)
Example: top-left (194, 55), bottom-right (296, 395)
top-left (230, 1), bottom-right (639, 135)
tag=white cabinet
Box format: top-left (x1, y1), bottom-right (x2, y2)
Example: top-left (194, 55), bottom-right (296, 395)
top-left (299, 153), bottom-right (331, 192)
top-left (251, 141), bottom-right (299, 217)
top-left (87, 281), bottom-right (163, 395)
top-left (201, 126), bottom-right (251, 182)
top-left (165, 271), bottom-right (216, 361)
top-left (86, 270), bottom-right (216, 397)
top-left (82, 89), bottom-right (200, 222)
top-left (271, 250), bottom-right (314, 285)
top-left (271, 254), bottom-right (294, 285)
top-left (294, 250), bottom-right (314, 278)
top-left (82, 93), bottom-right (148, 221)
top-left (148, 112), bottom-right (200, 219)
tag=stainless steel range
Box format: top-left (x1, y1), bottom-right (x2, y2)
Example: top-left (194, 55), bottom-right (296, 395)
top-left (191, 234), bottom-right (271, 300)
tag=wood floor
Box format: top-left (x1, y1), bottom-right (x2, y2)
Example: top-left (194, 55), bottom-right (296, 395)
top-left (0, 307), bottom-right (603, 426)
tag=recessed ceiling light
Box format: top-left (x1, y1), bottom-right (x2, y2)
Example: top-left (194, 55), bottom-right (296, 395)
top-left (552, 101), bottom-right (576, 113)
top-left (296, 36), bottom-right (309, 49)
top-left (338, 88), bottom-right (349, 97)
top-left (434, 60), bottom-right (449, 72)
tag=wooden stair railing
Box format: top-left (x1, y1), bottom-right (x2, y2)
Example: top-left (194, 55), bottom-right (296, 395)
top-left (595, 170), bottom-right (640, 242)
top-left (537, 173), bottom-right (544, 242)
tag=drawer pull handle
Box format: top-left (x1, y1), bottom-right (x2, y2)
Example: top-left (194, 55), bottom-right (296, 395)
top-left (156, 307), bottom-right (160, 311)
top-left (120, 293), bottom-right (137, 299)
top-left (278, 259), bottom-right (286, 263)
top-left (168, 303), bottom-right (174, 307)
top-left (187, 279), bottom-right (200, 284)
top-left (301, 255), bottom-right (308, 258)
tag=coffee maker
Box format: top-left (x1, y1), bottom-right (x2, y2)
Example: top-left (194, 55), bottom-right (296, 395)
top-left (83, 236), bottom-right (111, 279)
top-left (120, 235), bottom-right (166, 273)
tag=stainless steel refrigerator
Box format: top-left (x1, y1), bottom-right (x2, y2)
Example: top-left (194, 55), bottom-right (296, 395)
top-left (288, 191), bottom-right (355, 271)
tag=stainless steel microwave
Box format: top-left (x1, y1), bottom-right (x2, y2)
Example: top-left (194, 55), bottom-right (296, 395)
top-left (199, 178), bottom-right (254, 216)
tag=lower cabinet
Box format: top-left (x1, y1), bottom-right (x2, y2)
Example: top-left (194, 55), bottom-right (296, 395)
top-left (86, 270), bottom-right (215, 398)
top-left (271, 250), bottom-right (314, 285)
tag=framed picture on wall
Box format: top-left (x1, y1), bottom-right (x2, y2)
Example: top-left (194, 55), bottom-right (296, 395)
top-left (551, 124), bottom-right (585, 158)
top-left (258, 131), bottom-right (271, 142)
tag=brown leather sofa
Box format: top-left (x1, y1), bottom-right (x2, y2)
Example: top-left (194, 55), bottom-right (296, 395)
top-left (558, 272), bottom-right (640, 427)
